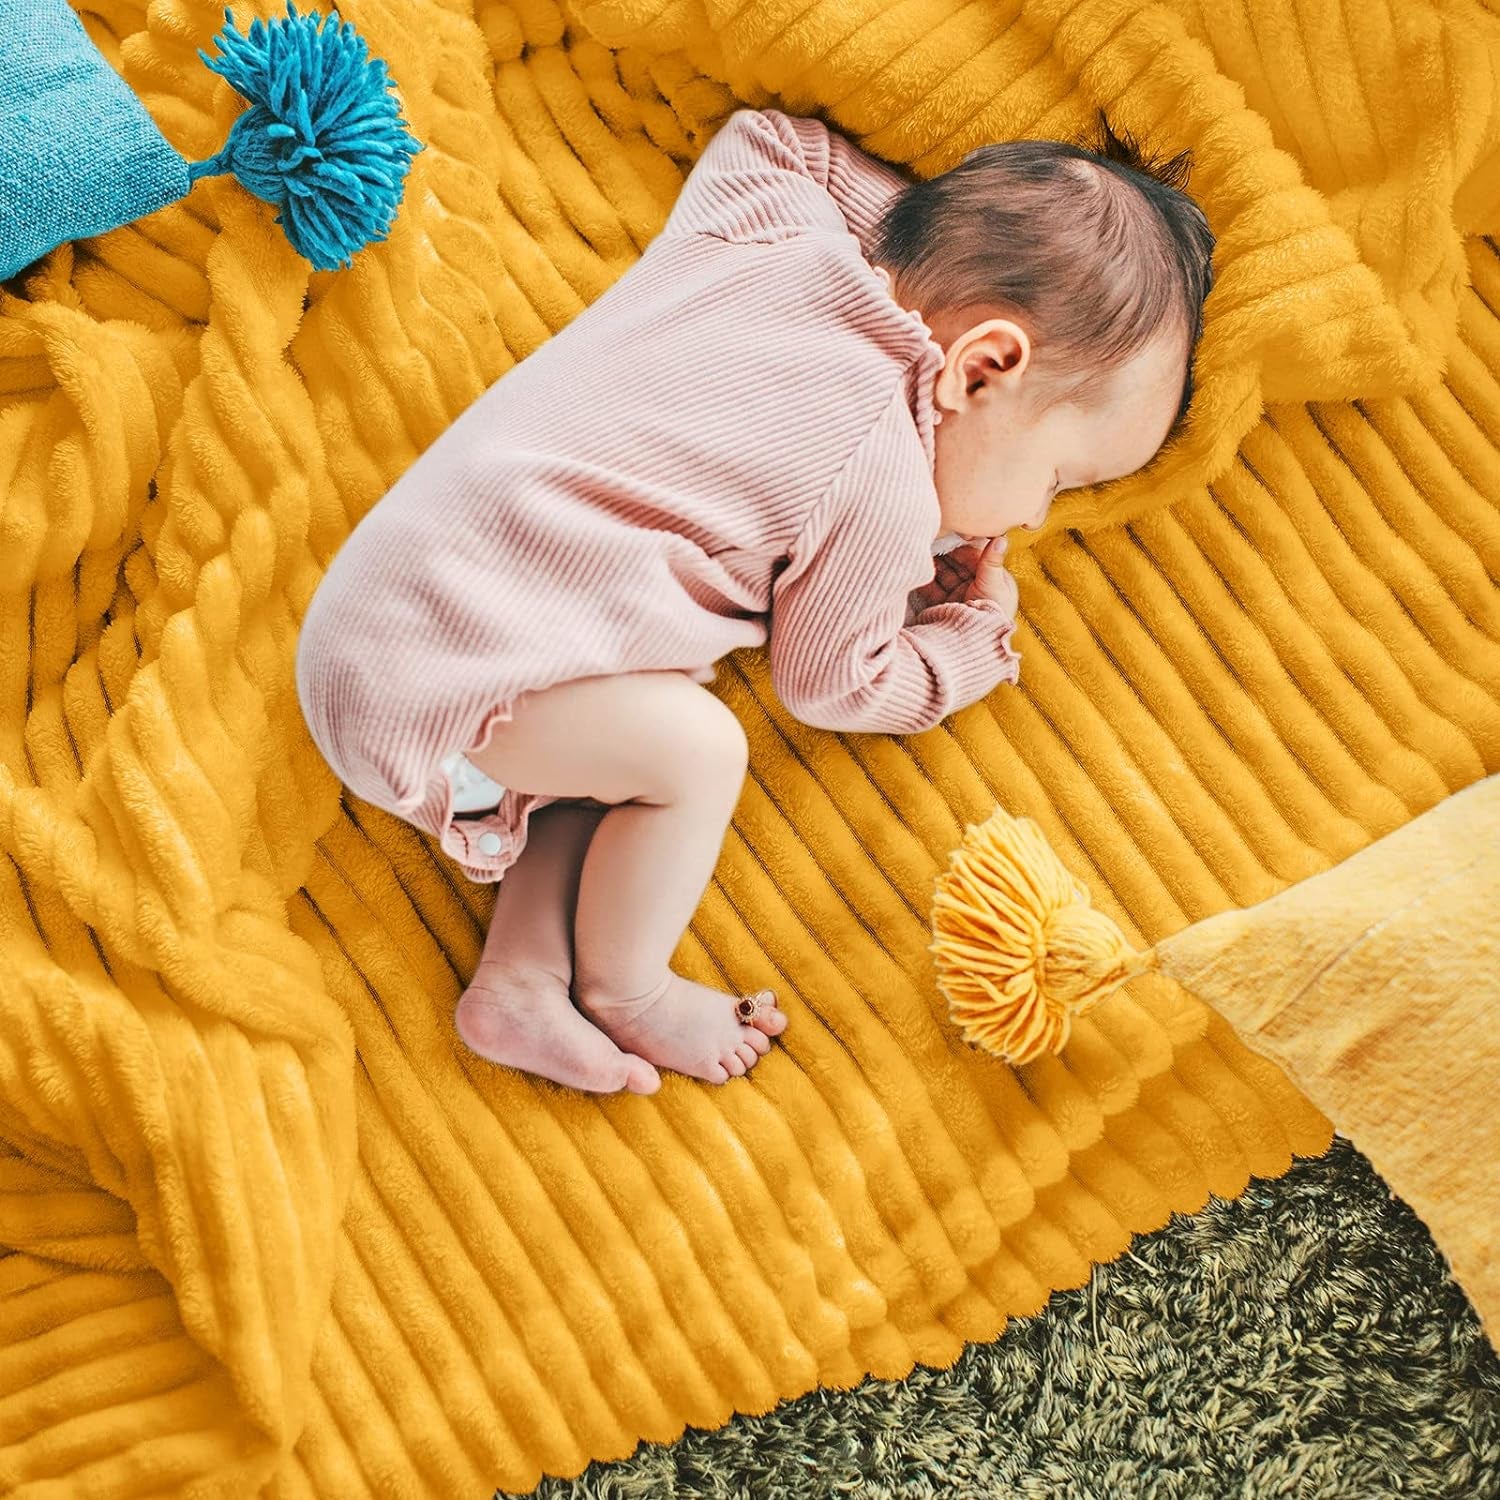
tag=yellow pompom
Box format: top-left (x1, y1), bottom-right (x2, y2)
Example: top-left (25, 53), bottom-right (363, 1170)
top-left (930, 805), bottom-right (1158, 1064)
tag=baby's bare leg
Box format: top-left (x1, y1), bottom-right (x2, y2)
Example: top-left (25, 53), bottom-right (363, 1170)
top-left (456, 801), bottom-right (662, 1094)
top-left (465, 671), bottom-right (788, 1085)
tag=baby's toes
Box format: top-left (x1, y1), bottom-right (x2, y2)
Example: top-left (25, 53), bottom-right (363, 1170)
top-left (722, 1049), bottom-right (748, 1077)
top-left (740, 989), bottom-right (789, 1037)
top-left (740, 1028), bottom-right (771, 1058)
top-left (754, 1004), bottom-right (789, 1038)
top-left (734, 1039), bottom-right (761, 1071)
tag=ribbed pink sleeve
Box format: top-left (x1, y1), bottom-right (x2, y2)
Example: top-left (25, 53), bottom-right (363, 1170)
top-left (678, 108), bottom-right (1022, 733)
top-left (662, 107), bottom-right (915, 248)
top-left (771, 383), bottom-right (1021, 734)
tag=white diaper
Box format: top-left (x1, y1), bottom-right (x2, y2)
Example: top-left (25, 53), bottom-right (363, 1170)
top-left (441, 751), bottom-right (508, 813)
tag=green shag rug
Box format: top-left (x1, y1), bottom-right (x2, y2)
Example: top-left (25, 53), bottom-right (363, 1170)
top-left (501, 1139), bottom-right (1500, 1499)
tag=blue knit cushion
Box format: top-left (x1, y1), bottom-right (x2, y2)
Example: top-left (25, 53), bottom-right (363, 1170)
top-left (0, 0), bottom-right (189, 281)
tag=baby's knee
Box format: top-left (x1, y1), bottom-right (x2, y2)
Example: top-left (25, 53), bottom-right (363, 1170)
top-left (650, 682), bottom-right (747, 819)
top-left (683, 684), bottom-right (749, 780)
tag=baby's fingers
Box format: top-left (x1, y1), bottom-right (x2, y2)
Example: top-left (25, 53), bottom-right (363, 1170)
top-left (970, 537), bottom-right (1018, 609)
top-left (934, 555), bottom-right (965, 591)
top-left (974, 533), bottom-right (1007, 572)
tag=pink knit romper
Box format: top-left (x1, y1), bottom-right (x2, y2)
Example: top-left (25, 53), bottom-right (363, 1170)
top-left (294, 109), bottom-right (1021, 883)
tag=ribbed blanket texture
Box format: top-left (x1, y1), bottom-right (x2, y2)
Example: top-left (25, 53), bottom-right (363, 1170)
top-left (0, 0), bottom-right (1496, 1494)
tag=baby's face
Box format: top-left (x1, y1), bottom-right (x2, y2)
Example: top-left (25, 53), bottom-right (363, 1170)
top-left (911, 291), bottom-right (1187, 543)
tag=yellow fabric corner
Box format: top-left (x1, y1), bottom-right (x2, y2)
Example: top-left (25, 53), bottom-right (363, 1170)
top-left (1156, 773), bottom-right (1500, 1345)
top-left (0, 0), bottom-right (1494, 1493)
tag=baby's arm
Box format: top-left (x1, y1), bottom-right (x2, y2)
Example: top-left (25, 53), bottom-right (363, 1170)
top-left (661, 107), bottom-right (912, 246)
top-left (769, 388), bottom-right (1021, 736)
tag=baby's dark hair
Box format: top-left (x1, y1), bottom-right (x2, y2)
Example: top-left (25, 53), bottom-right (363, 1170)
top-left (868, 115), bottom-right (1215, 437)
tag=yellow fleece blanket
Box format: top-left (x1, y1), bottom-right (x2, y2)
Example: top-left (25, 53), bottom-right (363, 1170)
top-left (0, 0), bottom-right (1496, 1493)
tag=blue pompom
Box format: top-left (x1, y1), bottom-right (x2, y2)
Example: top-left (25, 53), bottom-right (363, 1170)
top-left (189, 1), bottom-right (423, 271)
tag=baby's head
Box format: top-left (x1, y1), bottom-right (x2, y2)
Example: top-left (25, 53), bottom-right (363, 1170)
top-left (869, 118), bottom-right (1215, 541)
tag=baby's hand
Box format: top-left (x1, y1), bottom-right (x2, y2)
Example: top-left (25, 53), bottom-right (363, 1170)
top-left (965, 535), bottom-right (1019, 617)
top-left (909, 544), bottom-right (982, 613)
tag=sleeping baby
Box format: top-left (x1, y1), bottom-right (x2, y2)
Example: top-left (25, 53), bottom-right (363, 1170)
top-left (294, 107), bottom-right (1214, 1096)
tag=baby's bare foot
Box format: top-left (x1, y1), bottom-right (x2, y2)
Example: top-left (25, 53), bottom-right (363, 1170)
top-left (575, 974), bottom-right (788, 1084)
top-left (456, 962), bottom-right (661, 1094)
